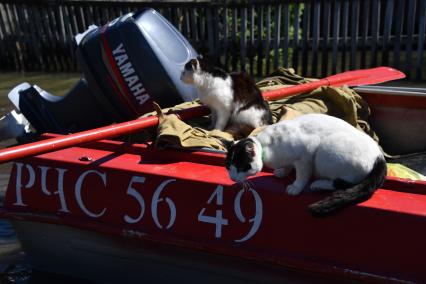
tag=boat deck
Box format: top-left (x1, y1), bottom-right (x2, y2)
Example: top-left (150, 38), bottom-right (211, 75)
top-left (390, 151), bottom-right (426, 176)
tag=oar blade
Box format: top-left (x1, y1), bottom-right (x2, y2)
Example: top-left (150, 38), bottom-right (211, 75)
top-left (327, 67), bottom-right (406, 87)
top-left (262, 67), bottom-right (405, 101)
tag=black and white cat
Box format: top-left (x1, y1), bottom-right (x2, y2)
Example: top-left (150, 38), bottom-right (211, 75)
top-left (223, 113), bottom-right (387, 216)
top-left (180, 57), bottom-right (272, 137)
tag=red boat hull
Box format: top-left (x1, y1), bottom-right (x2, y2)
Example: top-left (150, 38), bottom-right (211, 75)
top-left (1, 86), bottom-right (426, 283)
top-left (1, 134), bottom-right (426, 283)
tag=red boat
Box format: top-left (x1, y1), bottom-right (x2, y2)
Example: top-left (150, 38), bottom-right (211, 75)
top-left (0, 84), bottom-right (425, 283)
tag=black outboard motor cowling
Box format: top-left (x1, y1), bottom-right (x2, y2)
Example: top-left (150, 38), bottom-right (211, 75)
top-left (8, 9), bottom-right (198, 134)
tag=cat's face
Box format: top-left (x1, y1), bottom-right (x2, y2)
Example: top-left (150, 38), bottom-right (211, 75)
top-left (224, 138), bottom-right (263, 182)
top-left (180, 58), bottom-right (200, 85)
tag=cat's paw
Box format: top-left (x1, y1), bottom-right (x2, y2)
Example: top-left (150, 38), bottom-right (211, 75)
top-left (274, 168), bottom-right (289, 178)
top-left (286, 184), bottom-right (303, 196)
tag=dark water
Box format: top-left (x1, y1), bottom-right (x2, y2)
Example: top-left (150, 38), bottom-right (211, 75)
top-left (0, 72), bottom-right (81, 284)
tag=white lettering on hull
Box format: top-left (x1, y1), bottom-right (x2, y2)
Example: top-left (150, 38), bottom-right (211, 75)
top-left (14, 162), bottom-right (35, 206)
top-left (12, 163), bottom-right (264, 243)
top-left (75, 170), bottom-right (107, 218)
top-left (39, 166), bottom-right (69, 213)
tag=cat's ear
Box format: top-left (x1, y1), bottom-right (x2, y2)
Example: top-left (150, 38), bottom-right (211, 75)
top-left (219, 138), bottom-right (234, 152)
top-left (197, 54), bottom-right (203, 60)
top-left (190, 59), bottom-right (198, 70)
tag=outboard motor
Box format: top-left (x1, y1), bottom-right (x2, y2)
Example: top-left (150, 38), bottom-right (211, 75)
top-left (6, 9), bottom-right (198, 135)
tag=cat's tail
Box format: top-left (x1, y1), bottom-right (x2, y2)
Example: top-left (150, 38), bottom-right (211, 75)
top-left (308, 156), bottom-right (387, 217)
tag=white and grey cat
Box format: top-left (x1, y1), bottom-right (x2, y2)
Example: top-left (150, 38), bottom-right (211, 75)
top-left (180, 56), bottom-right (272, 138)
top-left (223, 113), bottom-right (387, 216)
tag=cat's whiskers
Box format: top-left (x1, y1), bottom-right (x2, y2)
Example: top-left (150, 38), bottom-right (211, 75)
top-left (238, 181), bottom-right (245, 191)
top-left (246, 179), bottom-right (254, 190)
top-left (242, 180), bottom-right (251, 192)
top-left (239, 181), bottom-right (244, 191)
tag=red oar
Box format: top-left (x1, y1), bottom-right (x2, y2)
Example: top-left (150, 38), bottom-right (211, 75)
top-left (0, 66), bottom-right (404, 164)
top-left (262, 66), bottom-right (405, 100)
